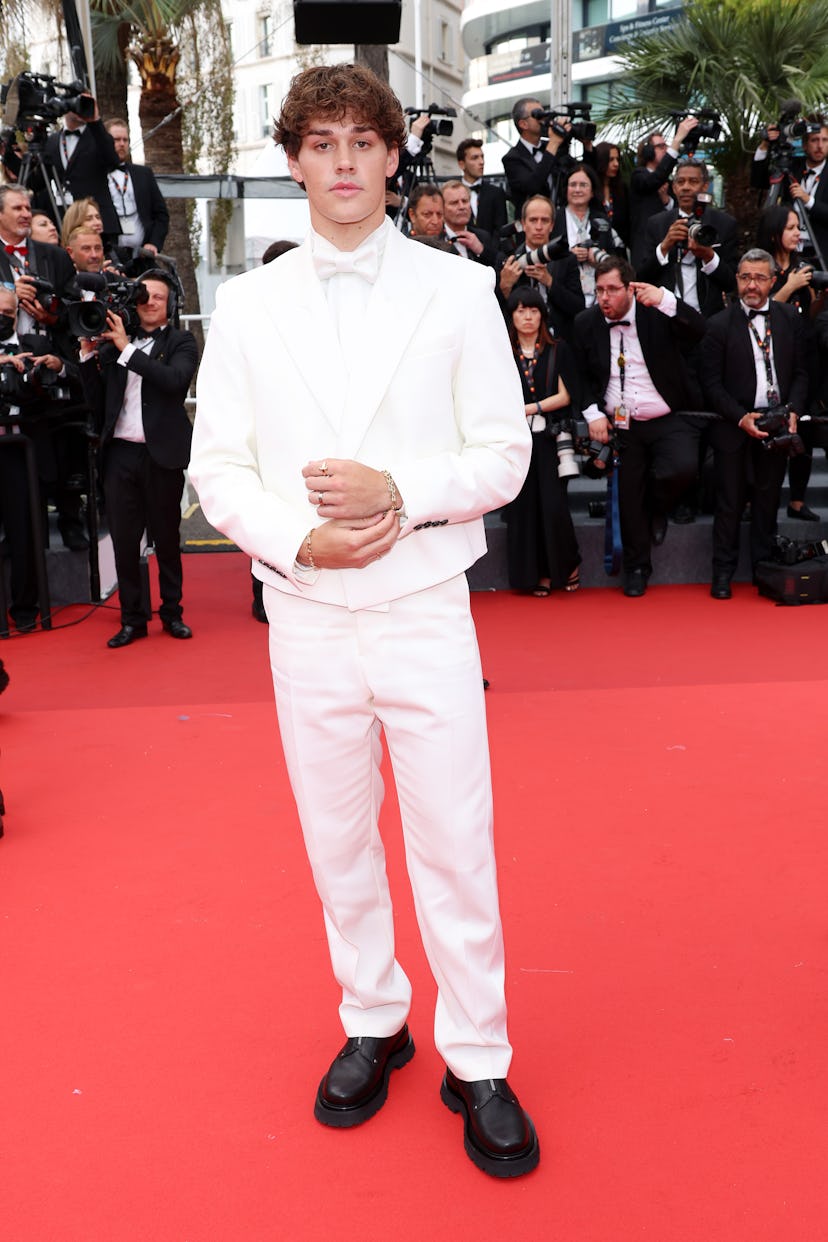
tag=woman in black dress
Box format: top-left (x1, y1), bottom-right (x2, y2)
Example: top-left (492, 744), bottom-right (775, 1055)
top-left (502, 287), bottom-right (581, 596)
top-left (756, 204), bottom-right (822, 519)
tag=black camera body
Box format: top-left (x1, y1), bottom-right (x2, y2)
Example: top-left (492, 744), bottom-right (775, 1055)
top-left (65, 273), bottom-right (149, 339)
top-left (572, 417), bottom-right (618, 475)
top-left (684, 194), bottom-right (718, 248)
top-left (669, 107), bottom-right (722, 153)
top-left (755, 404), bottom-right (805, 457)
top-left (1, 71), bottom-right (94, 129)
top-left (404, 103), bottom-right (456, 149)
top-left (0, 355), bottom-right (70, 406)
top-left (531, 102), bottom-right (596, 146)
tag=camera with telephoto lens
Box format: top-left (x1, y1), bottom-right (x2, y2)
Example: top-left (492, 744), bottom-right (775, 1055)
top-left (755, 404), bottom-right (805, 456)
top-left (65, 272), bottom-right (149, 339)
top-left (572, 417), bottom-right (618, 476)
top-left (682, 194), bottom-right (719, 248)
top-left (543, 415), bottom-right (580, 479)
top-left (1, 71), bottom-right (95, 129)
top-left (761, 99), bottom-right (816, 181)
top-left (514, 237), bottom-right (570, 270)
top-left (531, 102), bottom-right (596, 145)
top-left (0, 355), bottom-right (70, 406)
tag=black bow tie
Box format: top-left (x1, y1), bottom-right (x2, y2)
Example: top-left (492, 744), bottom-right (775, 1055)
top-left (607, 319), bottom-right (631, 327)
top-left (746, 309), bottom-right (768, 319)
top-left (531, 146), bottom-right (542, 156)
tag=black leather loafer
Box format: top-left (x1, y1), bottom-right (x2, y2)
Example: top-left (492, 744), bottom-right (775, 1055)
top-left (314, 1026), bottom-right (414, 1128)
top-left (107, 624), bottom-right (148, 649)
top-left (440, 1069), bottom-right (539, 1178)
top-left (162, 619), bottom-right (192, 639)
top-left (787, 503), bottom-right (821, 522)
top-left (710, 575), bottom-right (732, 600)
top-left (623, 569), bottom-right (648, 597)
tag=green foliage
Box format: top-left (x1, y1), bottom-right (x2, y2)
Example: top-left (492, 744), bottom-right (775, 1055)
top-left (605, 0), bottom-right (828, 179)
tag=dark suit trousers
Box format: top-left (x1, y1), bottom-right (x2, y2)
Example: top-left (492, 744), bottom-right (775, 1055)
top-left (0, 437), bottom-right (38, 621)
top-left (711, 426), bottom-right (787, 576)
top-left (617, 413), bottom-right (698, 573)
top-left (104, 439), bottom-right (185, 626)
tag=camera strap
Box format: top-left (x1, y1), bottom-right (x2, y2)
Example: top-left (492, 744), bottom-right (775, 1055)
top-left (747, 314), bottom-right (779, 405)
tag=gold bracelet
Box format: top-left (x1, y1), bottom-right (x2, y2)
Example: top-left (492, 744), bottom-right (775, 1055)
top-left (305, 529), bottom-right (316, 570)
top-left (381, 468), bottom-right (399, 511)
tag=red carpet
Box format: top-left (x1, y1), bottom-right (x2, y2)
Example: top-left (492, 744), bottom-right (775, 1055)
top-left (3, 554), bottom-right (827, 1241)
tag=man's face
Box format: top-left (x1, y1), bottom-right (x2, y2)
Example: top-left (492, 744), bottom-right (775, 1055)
top-left (648, 133), bottom-right (667, 165)
top-left (673, 166), bottom-right (707, 213)
top-left (64, 111), bottom-right (84, 131)
top-left (30, 214), bottom-right (59, 244)
top-left (519, 101), bottom-right (543, 144)
top-left (736, 260), bottom-right (774, 309)
top-left (459, 146), bottom-right (484, 180)
top-left (805, 127), bottom-right (828, 167)
top-left (68, 233), bottom-right (105, 272)
top-left (0, 289), bottom-right (18, 322)
top-left (0, 191), bottom-right (32, 242)
top-left (442, 186), bottom-right (471, 231)
top-left (137, 279), bottom-right (170, 332)
top-left (595, 271), bottom-right (634, 321)
top-left (523, 201), bottom-right (554, 248)
top-left (287, 115), bottom-right (398, 241)
top-left (408, 193), bottom-right (444, 237)
top-left (108, 124), bottom-right (131, 162)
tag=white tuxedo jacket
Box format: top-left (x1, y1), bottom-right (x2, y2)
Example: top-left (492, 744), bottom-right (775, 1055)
top-left (190, 226), bottom-right (531, 610)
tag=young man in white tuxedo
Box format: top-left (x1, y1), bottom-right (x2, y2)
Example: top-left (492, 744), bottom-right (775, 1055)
top-left (189, 64), bottom-right (538, 1178)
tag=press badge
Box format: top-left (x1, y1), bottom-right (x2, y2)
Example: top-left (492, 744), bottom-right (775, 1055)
top-left (613, 404), bottom-right (630, 429)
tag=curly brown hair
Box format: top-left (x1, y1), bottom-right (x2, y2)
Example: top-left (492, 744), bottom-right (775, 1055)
top-left (275, 63), bottom-right (406, 156)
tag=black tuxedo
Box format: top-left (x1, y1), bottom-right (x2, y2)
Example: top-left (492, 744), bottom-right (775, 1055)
top-left (464, 180), bottom-right (508, 236)
top-left (444, 224), bottom-right (497, 268)
top-left (638, 206), bottom-right (739, 318)
top-left (751, 154), bottom-right (828, 260)
top-left (702, 300), bottom-right (809, 575)
top-left (109, 161), bottom-right (169, 252)
top-left (573, 297), bottom-right (706, 575)
top-left (502, 141), bottom-right (568, 214)
top-left (43, 121), bottom-right (121, 236)
top-left (498, 250), bottom-right (585, 344)
top-left (80, 325), bottom-right (198, 626)
top-left (0, 237), bottom-right (77, 301)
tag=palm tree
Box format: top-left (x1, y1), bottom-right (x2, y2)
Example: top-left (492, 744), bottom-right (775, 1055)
top-left (91, 0), bottom-right (234, 332)
top-left (603, 0), bottom-right (828, 239)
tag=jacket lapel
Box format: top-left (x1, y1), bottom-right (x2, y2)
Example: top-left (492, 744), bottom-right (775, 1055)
top-left (262, 241), bottom-right (346, 433)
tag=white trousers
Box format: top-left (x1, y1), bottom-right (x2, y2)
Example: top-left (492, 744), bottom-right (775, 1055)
top-left (264, 574), bottom-right (512, 1081)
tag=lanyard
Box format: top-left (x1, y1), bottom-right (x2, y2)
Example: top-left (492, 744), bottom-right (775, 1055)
top-left (109, 170), bottom-right (132, 214)
top-left (746, 314), bottom-right (777, 402)
top-left (616, 332), bottom-right (626, 399)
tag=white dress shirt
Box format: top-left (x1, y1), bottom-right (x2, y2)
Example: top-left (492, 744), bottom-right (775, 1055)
top-left (740, 301), bottom-right (780, 408)
top-left (583, 289), bottom-right (678, 423)
top-left (112, 336), bottom-right (157, 441)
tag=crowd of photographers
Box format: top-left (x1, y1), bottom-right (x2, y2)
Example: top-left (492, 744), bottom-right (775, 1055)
top-left (0, 83), bottom-right (198, 639)
top-left (392, 98), bottom-right (828, 599)
top-left (4, 83), bottom-right (828, 631)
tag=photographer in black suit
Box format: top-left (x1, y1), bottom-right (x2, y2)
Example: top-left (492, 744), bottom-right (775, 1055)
top-left (44, 97), bottom-right (121, 241)
top-left (502, 97), bottom-right (577, 215)
top-left (79, 272), bottom-right (198, 647)
top-left (629, 117), bottom-right (698, 269)
top-left (638, 160), bottom-right (738, 319)
top-left (497, 194), bottom-right (584, 342)
top-left (702, 249), bottom-right (809, 599)
top-left (751, 117), bottom-right (828, 262)
top-left (572, 256), bottom-right (705, 596)
top-left (456, 139), bottom-right (508, 236)
top-left (104, 119), bottom-right (169, 265)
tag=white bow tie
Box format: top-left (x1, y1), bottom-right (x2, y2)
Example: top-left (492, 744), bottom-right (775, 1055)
top-left (313, 240), bottom-right (380, 283)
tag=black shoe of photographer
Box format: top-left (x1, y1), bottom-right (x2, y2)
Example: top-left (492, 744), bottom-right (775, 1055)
top-left (710, 574), bottom-right (732, 600)
top-left (162, 619), bottom-right (192, 639)
top-left (314, 1026), bottom-right (415, 1128)
top-left (787, 503), bottom-right (821, 522)
top-left (672, 503), bottom-right (696, 525)
top-left (60, 522), bottom-right (89, 552)
top-left (623, 569), bottom-right (649, 597)
top-left (650, 512), bottom-right (668, 546)
top-left (440, 1069), bottom-right (540, 1179)
top-left (107, 624), bottom-right (148, 648)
